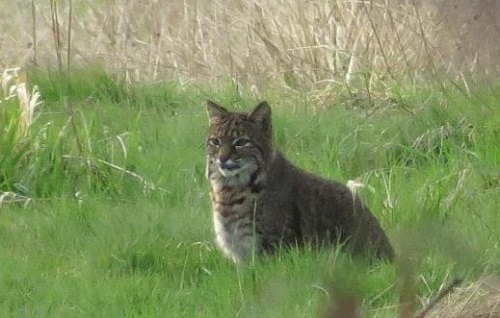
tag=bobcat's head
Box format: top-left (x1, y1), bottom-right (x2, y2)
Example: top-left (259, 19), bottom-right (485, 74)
top-left (205, 101), bottom-right (274, 185)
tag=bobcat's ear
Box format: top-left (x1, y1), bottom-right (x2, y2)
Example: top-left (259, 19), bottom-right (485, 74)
top-left (249, 101), bottom-right (272, 137)
top-left (206, 100), bottom-right (228, 122)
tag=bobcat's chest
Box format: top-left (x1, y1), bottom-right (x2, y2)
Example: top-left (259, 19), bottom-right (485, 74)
top-left (211, 189), bottom-right (260, 264)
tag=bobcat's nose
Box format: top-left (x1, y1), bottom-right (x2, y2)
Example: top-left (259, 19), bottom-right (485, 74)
top-left (216, 158), bottom-right (241, 170)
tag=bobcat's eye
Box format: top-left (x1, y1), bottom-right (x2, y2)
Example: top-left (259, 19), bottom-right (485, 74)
top-left (233, 138), bottom-right (252, 149)
top-left (207, 137), bottom-right (221, 147)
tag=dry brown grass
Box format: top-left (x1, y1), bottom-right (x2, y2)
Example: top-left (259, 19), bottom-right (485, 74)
top-left (1, 67), bottom-right (42, 138)
top-left (0, 0), bottom-right (457, 97)
top-left (321, 273), bottom-right (500, 318)
top-left (426, 275), bottom-right (500, 318)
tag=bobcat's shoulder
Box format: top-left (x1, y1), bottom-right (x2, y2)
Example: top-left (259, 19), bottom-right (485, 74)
top-left (205, 100), bottom-right (394, 264)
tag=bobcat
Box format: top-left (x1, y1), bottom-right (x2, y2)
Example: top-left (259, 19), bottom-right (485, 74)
top-left (205, 100), bottom-right (394, 264)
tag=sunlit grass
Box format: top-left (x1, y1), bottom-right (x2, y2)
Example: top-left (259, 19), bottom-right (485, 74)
top-left (0, 69), bottom-right (499, 317)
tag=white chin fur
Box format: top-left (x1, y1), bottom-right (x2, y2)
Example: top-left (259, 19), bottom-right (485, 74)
top-left (218, 166), bottom-right (243, 177)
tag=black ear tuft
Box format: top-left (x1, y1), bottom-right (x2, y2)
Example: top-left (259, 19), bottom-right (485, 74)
top-left (249, 101), bottom-right (272, 137)
top-left (206, 100), bottom-right (228, 122)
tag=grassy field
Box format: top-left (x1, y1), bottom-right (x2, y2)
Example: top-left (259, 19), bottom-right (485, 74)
top-left (0, 67), bottom-right (499, 317)
top-left (1, 1), bottom-right (499, 317)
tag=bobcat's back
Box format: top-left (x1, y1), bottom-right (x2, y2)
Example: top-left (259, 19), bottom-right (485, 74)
top-left (205, 101), bottom-right (394, 263)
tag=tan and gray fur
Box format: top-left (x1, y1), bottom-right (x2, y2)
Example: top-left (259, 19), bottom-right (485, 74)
top-left (205, 100), bottom-right (394, 264)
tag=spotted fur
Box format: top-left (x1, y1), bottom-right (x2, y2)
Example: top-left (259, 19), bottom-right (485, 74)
top-left (205, 100), bottom-right (394, 264)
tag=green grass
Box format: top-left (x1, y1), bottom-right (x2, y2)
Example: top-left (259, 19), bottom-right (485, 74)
top-left (1, 69), bottom-right (499, 317)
